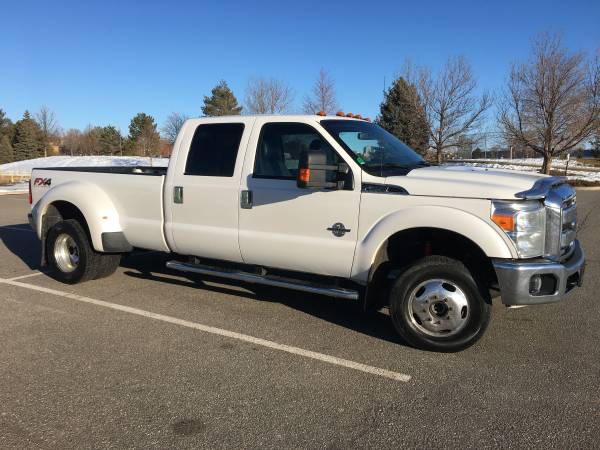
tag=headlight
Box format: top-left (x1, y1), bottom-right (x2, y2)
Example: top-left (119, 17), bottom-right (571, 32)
top-left (491, 201), bottom-right (545, 258)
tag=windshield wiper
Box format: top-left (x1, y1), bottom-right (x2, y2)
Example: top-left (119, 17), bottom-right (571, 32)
top-left (363, 162), bottom-right (410, 169)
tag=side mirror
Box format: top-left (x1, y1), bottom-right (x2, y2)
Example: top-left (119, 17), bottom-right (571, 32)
top-left (296, 149), bottom-right (349, 189)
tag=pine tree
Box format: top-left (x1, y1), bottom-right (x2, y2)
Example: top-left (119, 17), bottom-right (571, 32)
top-left (202, 80), bottom-right (242, 116)
top-left (128, 113), bottom-right (160, 158)
top-left (12, 111), bottom-right (42, 161)
top-left (0, 135), bottom-right (13, 163)
top-left (377, 77), bottom-right (430, 155)
top-left (99, 125), bottom-right (122, 155)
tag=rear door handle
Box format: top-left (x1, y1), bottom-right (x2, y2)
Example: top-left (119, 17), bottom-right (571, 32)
top-left (240, 190), bottom-right (253, 209)
top-left (174, 186), bottom-right (183, 204)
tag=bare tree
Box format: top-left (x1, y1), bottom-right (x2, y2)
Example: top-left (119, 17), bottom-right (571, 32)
top-left (81, 125), bottom-right (102, 155)
top-left (499, 33), bottom-right (600, 174)
top-left (35, 105), bottom-right (59, 157)
top-left (303, 68), bottom-right (339, 114)
top-left (161, 112), bottom-right (189, 144)
top-left (61, 129), bottom-right (83, 156)
top-left (412, 57), bottom-right (491, 163)
top-left (245, 77), bottom-right (294, 114)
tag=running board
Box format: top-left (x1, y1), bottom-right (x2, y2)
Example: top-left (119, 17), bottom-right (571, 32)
top-left (166, 261), bottom-right (359, 300)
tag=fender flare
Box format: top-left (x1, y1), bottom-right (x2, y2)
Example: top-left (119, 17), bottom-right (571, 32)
top-left (33, 180), bottom-right (123, 252)
top-left (351, 205), bottom-right (516, 283)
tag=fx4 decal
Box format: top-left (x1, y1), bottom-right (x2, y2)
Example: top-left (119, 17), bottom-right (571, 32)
top-left (33, 178), bottom-right (52, 186)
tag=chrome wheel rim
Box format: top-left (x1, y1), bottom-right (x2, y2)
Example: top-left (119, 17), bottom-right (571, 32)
top-left (54, 233), bottom-right (80, 273)
top-left (407, 278), bottom-right (470, 337)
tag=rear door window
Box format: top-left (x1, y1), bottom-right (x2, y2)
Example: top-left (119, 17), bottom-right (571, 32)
top-left (185, 123), bottom-right (245, 176)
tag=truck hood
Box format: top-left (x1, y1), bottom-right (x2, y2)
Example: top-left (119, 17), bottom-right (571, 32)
top-left (385, 165), bottom-right (547, 200)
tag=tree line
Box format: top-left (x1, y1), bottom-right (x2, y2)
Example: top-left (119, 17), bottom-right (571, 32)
top-left (1, 32), bottom-right (598, 173)
top-left (0, 108), bottom-right (164, 163)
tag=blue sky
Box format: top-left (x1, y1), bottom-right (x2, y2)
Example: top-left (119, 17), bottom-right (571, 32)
top-left (1, 0), bottom-right (599, 133)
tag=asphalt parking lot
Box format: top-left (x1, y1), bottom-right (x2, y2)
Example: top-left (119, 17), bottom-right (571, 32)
top-left (0, 192), bottom-right (599, 449)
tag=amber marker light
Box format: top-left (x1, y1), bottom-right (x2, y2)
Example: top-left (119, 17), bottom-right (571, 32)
top-left (299, 168), bottom-right (311, 183)
top-left (491, 212), bottom-right (515, 231)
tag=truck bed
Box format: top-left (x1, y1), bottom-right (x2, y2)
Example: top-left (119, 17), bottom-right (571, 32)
top-left (30, 166), bottom-right (170, 252)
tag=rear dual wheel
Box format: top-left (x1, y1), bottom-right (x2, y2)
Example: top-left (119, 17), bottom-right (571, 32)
top-left (46, 219), bottom-right (121, 284)
top-left (389, 256), bottom-right (491, 352)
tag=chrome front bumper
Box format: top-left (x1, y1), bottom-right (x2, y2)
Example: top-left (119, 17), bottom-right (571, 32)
top-left (493, 240), bottom-right (585, 306)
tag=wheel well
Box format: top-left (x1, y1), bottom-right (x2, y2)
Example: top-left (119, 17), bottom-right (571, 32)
top-left (41, 201), bottom-right (92, 265)
top-left (365, 228), bottom-right (498, 310)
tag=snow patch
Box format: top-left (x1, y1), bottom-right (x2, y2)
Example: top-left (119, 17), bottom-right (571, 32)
top-left (0, 182), bottom-right (29, 194)
top-left (0, 155), bottom-right (169, 176)
top-left (449, 158), bottom-right (600, 183)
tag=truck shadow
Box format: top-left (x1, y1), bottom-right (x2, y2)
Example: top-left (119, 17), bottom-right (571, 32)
top-left (0, 224), bottom-right (41, 270)
top-left (120, 251), bottom-right (407, 347)
top-left (0, 229), bottom-right (407, 347)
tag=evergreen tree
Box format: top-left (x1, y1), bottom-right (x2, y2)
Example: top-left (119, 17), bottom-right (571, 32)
top-left (129, 113), bottom-right (155, 141)
top-left (202, 80), bottom-right (242, 116)
top-left (377, 77), bottom-right (430, 155)
top-left (12, 111), bottom-right (42, 161)
top-left (100, 126), bottom-right (122, 155)
top-left (0, 135), bottom-right (13, 163)
top-left (128, 113), bottom-right (160, 157)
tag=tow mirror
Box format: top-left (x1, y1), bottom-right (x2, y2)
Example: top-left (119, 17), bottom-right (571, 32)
top-left (297, 149), bottom-right (349, 190)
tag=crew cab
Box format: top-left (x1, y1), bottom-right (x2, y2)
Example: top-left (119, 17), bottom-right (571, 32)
top-left (28, 114), bottom-right (586, 351)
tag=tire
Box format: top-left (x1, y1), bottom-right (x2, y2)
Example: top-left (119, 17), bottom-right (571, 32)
top-left (46, 219), bottom-right (121, 284)
top-left (389, 256), bottom-right (491, 352)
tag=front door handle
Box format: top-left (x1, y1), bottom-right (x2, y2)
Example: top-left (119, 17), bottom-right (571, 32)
top-left (240, 190), bottom-right (253, 209)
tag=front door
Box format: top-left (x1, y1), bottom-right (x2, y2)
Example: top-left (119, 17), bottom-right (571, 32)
top-left (238, 120), bottom-right (361, 278)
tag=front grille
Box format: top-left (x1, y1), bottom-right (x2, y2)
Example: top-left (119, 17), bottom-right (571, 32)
top-left (544, 183), bottom-right (577, 260)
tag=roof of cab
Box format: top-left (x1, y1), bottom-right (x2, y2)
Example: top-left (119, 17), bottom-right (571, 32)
top-left (191, 114), bottom-right (369, 122)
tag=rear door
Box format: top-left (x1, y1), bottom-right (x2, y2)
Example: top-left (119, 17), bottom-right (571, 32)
top-left (164, 117), bottom-right (255, 262)
top-left (238, 118), bottom-right (361, 277)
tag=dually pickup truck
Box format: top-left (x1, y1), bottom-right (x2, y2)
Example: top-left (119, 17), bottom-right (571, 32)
top-left (28, 114), bottom-right (586, 351)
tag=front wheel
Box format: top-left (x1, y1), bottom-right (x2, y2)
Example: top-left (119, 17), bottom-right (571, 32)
top-left (46, 219), bottom-right (121, 284)
top-left (389, 256), bottom-right (491, 352)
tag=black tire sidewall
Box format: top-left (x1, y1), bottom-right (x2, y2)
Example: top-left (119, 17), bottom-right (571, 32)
top-left (46, 220), bottom-right (92, 284)
top-left (390, 258), bottom-right (491, 352)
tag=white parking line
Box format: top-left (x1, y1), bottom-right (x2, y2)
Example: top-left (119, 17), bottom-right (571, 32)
top-left (0, 277), bottom-right (411, 383)
top-left (6, 271), bottom-right (47, 281)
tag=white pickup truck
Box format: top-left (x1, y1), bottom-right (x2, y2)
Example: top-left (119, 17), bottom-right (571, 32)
top-left (28, 114), bottom-right (585, 351)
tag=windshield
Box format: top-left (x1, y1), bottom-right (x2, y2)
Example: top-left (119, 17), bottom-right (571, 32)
top-left (320, 120), bottom-right (428, 177)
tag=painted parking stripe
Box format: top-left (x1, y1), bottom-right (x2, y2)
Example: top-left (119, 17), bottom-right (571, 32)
top-left (6, 271), bottom-right (47, 281)
top-left (0, 277), bottom-right (411, 383)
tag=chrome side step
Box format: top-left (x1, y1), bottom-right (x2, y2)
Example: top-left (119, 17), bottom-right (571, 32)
top-left (166, 261), bottom-right (359, 300)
